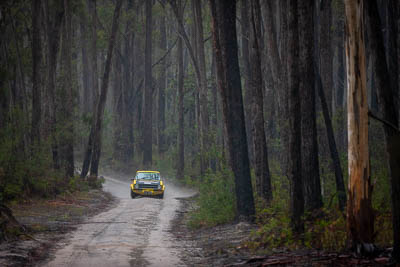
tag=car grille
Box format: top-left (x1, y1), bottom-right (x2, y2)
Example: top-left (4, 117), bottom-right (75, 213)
top-left (138, 184), bottom-right (158, 189)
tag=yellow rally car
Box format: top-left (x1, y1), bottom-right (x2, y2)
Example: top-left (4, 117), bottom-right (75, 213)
top-left (130, 171), bottom-right (165, 199)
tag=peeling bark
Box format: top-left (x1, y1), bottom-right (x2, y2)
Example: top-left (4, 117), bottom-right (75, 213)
top-left (344, 0), bottom-right (374, 250)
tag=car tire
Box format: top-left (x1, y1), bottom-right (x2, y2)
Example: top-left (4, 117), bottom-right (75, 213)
top-left (159, 193), bottom-right (164, 199)
top-left (130, 190), bottom-right (136, 199)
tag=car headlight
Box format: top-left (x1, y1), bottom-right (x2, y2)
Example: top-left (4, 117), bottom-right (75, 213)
top-left (134, 181), bottom-right (139, 189)
top-left (157, 184), bottom-right (161, 190)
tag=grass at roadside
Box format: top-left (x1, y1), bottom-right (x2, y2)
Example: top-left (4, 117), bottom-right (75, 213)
top-left (182, 168), bottom-right (236, 229)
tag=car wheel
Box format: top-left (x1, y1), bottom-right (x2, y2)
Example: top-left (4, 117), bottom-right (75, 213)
top-left (159, 193), bottom-right (164, 199)
top-left (130, 190), bottom-right (136, 199)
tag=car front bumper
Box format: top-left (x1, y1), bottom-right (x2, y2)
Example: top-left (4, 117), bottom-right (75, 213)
top-left (130, 184), bottom-right (165, 196)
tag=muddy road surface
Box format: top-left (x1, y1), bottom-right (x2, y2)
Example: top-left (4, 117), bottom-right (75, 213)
top-left (42, 176), bottom-right (195, 267)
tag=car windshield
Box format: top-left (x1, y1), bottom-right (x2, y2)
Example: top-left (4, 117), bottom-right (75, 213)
top-left (136, 172), bottom-right (160, 180)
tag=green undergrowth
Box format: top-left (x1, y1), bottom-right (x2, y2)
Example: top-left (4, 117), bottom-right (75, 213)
top-left (247, 204), bottom-right (348, 252)
top-left (0, 109), bottom-right (104, 203)
top-left (0, 135), bottom-right (104, 202)
top-left (186, 168), bottom-right (236, 229)
top-left (246, 149), bottom-right (393, 252)
top-left (247, 204), bottom-right (392, 253)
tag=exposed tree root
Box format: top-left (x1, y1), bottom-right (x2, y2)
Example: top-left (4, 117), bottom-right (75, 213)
top-left (0, 204), bottom-right (26, 243)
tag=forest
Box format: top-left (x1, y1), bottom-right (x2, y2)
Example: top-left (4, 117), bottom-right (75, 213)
top-left (0, 0), bottom-right (399, 264)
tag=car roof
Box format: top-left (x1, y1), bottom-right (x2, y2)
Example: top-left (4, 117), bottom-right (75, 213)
top-left (136, 170), bottom-right (160, 173)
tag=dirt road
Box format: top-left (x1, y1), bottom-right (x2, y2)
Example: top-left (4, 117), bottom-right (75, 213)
top-left (42, 176), bottom-right (195, 267)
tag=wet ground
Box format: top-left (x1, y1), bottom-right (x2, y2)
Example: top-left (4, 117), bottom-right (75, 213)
top-left (170, 198), bottom-right (394, 266)
top-left (1, 174), bottom-right (395, 266)
top-left (0, 189), bottom-right (114, 267)
top-left (41, 175), bottom-right (196, 267)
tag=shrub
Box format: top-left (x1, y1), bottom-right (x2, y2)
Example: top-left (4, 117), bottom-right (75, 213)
top-left (188, 168), bottom-right (236, 228)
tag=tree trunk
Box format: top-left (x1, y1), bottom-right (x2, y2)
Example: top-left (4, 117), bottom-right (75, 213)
top-left (31, 0), bottom-right (42, 146)
top-left (316, 0), bottom-right (346, 211)
top-left (169, 0), bottom-right (210, 175)
top-left (210, 51), bottom-right (218, 172)
top-left (193, 0), bottom-right (210, 175)
top-left (249, 0), bottom-right (272, 203)
top-left (287, 0), bottom-right (304, 234)
top-left (89, 0), bottom-right (122, 177)
top-left (316, 70), bottom-right (347, 211)
top-left (81, 0), bottom-right (99, 178)
top-left (158, 2), bottom-right (167, 155)
top-left (344, 0), bottom-right (374, 251)
top-left (121, 3), bottom-right (135, 165)
top-left (61, 0), bottom-right (74, 177)
top-left (331, 1), bottom-right (346, 152)
top-left (260, 0), bottom-right (289, 175)
top-left (298, 0), bottom-right (322, 212)
top-left (44, 0), bottom-right (64, 170)
top-left (90, 0), bottom-right (99, 104)
top-left (319, 0), bottom-right (333, 115)
top-left (177, 0), bottom-right (185, 180)
top-left (241, 0), bottom-right (254, 166)
top-left (209, 0), bottom-right (255, 221)
top-left (143, 0), bottom-right (153, 167)
top-left (10, 16), bottom-right (29, 153)
top-left (365, 0), bottom-right (400, 260)
top-left (79, 3), bottom-right (92, 115)
top-left (112, 40), bottom-right (123, 162)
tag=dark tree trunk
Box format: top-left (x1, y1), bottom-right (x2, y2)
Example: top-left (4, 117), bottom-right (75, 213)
top-left (112, 40), bottom-right (123, 162)
top-left (287, 0), bottom-right (304, 234)
top-left (81, 0), bottom-right (99, 178)
top-left (210, 51), bottom-right (218, 172)
top-left (10, 16), bottom-right (29, 152)
top-left (193, 0), bottom-right (210, 175)
top-left (331, 1), bottom-right (346, 152)
top-left (143, 0), bottom-right (153, 167)
top-left (44, 0), bottom-right (64, 170)
top-left (316, 0), bottom-right (346, 211)
top-left (158, 2), bottom-right (167, 155)
top-left (89, 0), bottom-right (122, 177)
top-left (249, 0), bottom-right (272, 203)
top-left (90, 0), bottom-right (99, 104)
top-left (209, 0), bottom-right (255, 221)
top-left (177, 0), bottom-right (185, 180)
top-left (121, 3), bottom-right (135, 165)
top-left (319, 0), bottom-right (333, 115)
top-left (397, 0), bottom-right (400, 126)
top-left (61, 0), bottom-right (74, 177)
top-left (365, 0), bottom-right (400, 260)
top-left (241, 0), bottom-right (254, 165)
top-left (31, 0), bottom-right (42, 146)
top-left (81, 126), bottom-right (94, 178)
top-left (190, 1), bottom-right (201, 159)
top-left (79, 3), bottom-right (92, 115)
top-left (298, 0), bottom-right (322, 212)
top-left (316, 71), bottom-right (347, 211)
